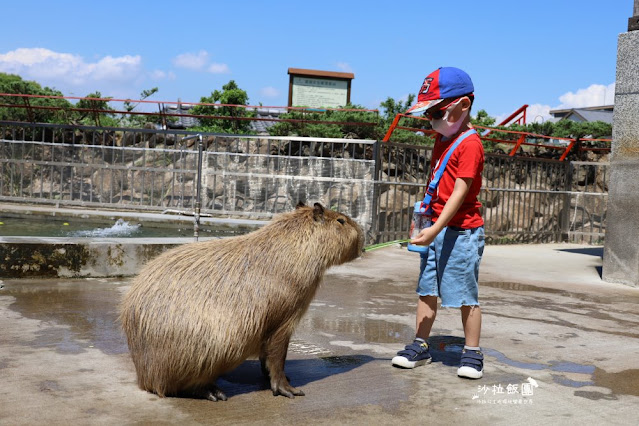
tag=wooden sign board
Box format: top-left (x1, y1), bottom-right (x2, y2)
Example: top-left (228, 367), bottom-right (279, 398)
top-left (288, 68), bottom-right (354, 108)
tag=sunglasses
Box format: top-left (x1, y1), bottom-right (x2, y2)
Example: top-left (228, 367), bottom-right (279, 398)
top-left (423, 98), bottom-right (461, 120)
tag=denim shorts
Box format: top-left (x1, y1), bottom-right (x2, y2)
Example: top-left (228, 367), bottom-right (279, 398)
top-left (416, 226), bottom-right (485, 308)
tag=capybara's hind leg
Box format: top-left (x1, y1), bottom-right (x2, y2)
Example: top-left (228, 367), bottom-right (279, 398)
top-left (186, 385), bottom-right (228, 401)
top-left (260, 353), bottom-right (291, 382)
top-left (262, 330), bottom-right (304, 398)
top-left (260, 355), bottom-right (269, 378)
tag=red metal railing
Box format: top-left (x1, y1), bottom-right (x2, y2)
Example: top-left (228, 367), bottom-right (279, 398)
top-left (0, 93), bottom-right (380, 129)
top-left (482, 104), bottom-right (528, 138)
top-left (382, 113), bottom-right (611, 161)
top-left (381, 113), bottom-right (437, 141)
top-left (0, 93), bottom-right (612, 160)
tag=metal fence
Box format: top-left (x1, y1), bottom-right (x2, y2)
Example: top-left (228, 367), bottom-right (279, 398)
top-left (0, 121), bottom-right (376, 239)
top-left (0, 121), bottom-right (608, 245)
top-left (373, 142), bottom-right (608, 245)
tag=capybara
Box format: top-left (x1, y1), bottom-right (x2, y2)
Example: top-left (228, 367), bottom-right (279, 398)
top-left (120, 202), bottom-right (363, 401)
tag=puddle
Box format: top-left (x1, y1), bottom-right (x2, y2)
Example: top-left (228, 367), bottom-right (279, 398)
top-left (320, 355), bottom-right (367, 367)
top-left (552, 374), bottom-right (593, 388)
top-left (481, 281), bottom-right (639, 339)
top-left (571, 368), bottom-right (639, 398)
top-left (482, 281), bottom-right (568, 295)
top-left (2, 279), bottom-right (129, 355)
top-left (592, 368), bottom-right (639, 397)
top-left (482, 281), bottom-right (639, 305)
top-left (482, 347), bottom-right (639, 397)
top-left (485, 348), bottom-right (595, 374)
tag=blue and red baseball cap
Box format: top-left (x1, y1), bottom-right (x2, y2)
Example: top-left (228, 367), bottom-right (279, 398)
top-left (406, 67), bottom-right (474, 115)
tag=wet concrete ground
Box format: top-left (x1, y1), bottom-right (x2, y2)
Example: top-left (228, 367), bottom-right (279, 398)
top-left (1, 243), bottom-right (638, 425)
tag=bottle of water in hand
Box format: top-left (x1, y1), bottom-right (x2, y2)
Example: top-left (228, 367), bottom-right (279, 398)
top-left (407, 201), bottom-right (431, 253)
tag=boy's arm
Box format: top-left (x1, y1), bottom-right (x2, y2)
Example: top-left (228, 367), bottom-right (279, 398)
top-left (410, 177), bottom-right (473, 246)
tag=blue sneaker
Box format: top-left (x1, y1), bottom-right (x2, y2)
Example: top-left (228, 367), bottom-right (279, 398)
top-left (392, 340), bottom-right (432, 368)
top-left (457, 349), bottom-right (484, 379)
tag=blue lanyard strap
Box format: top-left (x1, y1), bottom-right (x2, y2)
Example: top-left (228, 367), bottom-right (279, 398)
top-left (421, 129), bottom-right (477, 211)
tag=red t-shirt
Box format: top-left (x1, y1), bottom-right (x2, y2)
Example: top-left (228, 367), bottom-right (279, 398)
top-left (428, 130), bottom-right (484, 228)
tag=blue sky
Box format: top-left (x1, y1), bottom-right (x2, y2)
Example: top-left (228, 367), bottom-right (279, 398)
top-left (0, 1), bottom-right (632, 123)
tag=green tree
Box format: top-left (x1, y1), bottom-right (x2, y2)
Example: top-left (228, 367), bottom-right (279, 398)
top-left (471, 109), bottom-right (496, 128)
top-left (191, 80), bottom-right (255, 134)
top-left (507, 120), bottom-right (612, 139)
top-left (73, 91), bottom-right (118, 126)
top-left (379, 95), bottom-right (415, 122)
top-left (0, 73), bottom-right (72, 123)
top-left (121, 87), bottom-right (159, 128)
top-left (378, 95), bottom-right (435, 145)
top-left (268, 103), bottom-right (380, 139)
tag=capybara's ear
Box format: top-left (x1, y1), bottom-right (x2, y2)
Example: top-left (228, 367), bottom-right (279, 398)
top-left (296, 201), bottom-right (306, 209)
top-left (313, 203), bottom-right (325, 221)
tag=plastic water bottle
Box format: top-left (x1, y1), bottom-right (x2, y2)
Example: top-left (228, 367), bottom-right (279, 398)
top-left (407, 201), bottom-right (431, 253)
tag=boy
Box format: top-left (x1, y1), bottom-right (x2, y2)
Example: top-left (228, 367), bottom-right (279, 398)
top-left (391, 67), bottom-right (485, 379)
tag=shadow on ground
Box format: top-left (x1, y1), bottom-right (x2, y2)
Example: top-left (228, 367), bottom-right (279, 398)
top-left (557, 247), bottom-right (603, 257)
top-left (217, 355), bottom-right (376, 398)
top-left (557, 246), bottom-right (604, 277)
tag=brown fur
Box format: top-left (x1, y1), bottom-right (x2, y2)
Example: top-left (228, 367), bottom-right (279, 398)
top-left (119, 203), bottom-right (363, 400)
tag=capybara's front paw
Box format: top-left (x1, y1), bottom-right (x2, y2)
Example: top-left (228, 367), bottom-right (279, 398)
top-left (271, 381), bottom-right (305, 398)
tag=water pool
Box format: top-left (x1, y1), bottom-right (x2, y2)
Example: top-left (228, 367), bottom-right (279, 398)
top-left (0, 215), bottom-right (249, 238)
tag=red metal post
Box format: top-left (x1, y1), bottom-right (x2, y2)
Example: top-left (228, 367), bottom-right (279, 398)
top-left (382, 113), bottom-right (402, 142)
top-left (509, 134), bottom-right (526, 156)
top-left (559, 140), bottom-right (576, 161)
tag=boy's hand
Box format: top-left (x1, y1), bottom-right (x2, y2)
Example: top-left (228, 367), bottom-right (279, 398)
top-left (410, 226), bottom-right (440, 247)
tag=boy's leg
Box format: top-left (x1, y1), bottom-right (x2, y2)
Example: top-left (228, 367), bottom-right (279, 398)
top-left (435, 226), bottom-right (485, 378)
top-left (392, 244), bottom-right (439, 369)
top-left (458, 306), bottom-right (484, 378)
top-left (460, 305), bottom-right (481, 347)
top-left (416, 295), bottom-right (438, 340)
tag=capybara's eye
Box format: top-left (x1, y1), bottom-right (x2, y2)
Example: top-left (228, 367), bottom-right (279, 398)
top-left (337, 218), bottom-right (345, 225)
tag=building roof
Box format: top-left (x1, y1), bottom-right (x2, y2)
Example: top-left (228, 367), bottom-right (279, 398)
top-left (250, 108), bottom-right (282, 134)
top-left (164, 103), bottom-right (199, 129)
top-left (548, 105), bottom-right (614, 124)
top-left (567, 109), bottom-right (614, 124)
top-left (549, 105), bottom-right (613, 116)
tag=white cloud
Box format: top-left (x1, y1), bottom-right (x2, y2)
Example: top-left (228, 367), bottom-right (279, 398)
top-left (207, 63), bottom-right (230, 74)
top-left (336, 62), bottom-right (354, 73)
top-left (0, 48), bottom-right (141, 86)
top-left (0, 47), bottom-right (148, 99)
top-left (89, 55), bottom-right (142, 82)
top-left (172, 50), bottom-right (209, 70)
top-left (525, 104), bottom-right (553, 123)
top-left (260, 86), bottom-right (279, 98)
top-left (171, 50), bottom-right (229, 74)
top-left (557, 83), bottom-right (615, 109)
top-left (150, 70), bottom-right (176, 80)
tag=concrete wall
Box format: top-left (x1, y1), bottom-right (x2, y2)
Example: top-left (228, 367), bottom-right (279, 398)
top-left (603, 29), bottom-right (639, 287)
top-left (0, 237), bottom-right (188, 278)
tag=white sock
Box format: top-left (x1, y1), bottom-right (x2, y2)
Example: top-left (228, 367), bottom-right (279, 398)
top-left (415, 337), bottom-right (426, 343)
top-left (464, 345), bottom-right (480, 351)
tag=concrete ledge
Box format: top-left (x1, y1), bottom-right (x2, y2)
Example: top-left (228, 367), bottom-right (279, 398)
top-left (0, 237), bottom-right (213, 278)
top-left (0, 202), bottom-right (266, 279)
